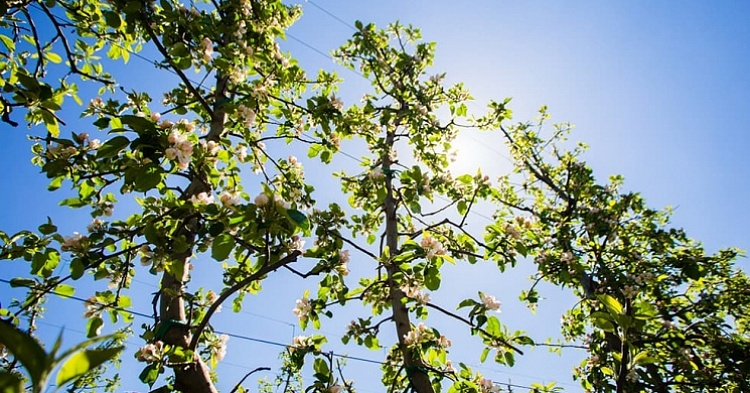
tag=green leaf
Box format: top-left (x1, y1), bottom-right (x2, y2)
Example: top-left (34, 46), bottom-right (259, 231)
top-left (138, 364), bottom-right (161, 387)
top-left (38, 217), bottom-right (57, 234)
top-left (69, 259), bottom-right (85, 280)
top-left (56, 347), bottom-right (123, 387)
top-left (102, 11), bottom-right (122, 29)
top-left (0, 320), bottom-right (49, 388)
top-left (9, 278), bottom-right (35, 288)
top-left (86, 317), bottom-right (103, 338)
top-left (43, 52), bottom-right (62, 64)
top-left (598, 294), bottom-right (623, 315)
top-left (457, 200), bottom-right (467, 216)
top-left (59, 197), bottom-right (87, 208)
top-left (0, 35), bottom-right (14, 52)
top-left (133, 167), bottom-right (162, 192)
top-left (211, 234), bottom-right (235, 261)
top-left (424, 266), bottom-right (441, 290)
top-left (502, 351), bottom-right (515, 367)
top-left (485, 316), bottom-right (501, 336)
top-left (0, 372), bottom-right (23, 393)
top-left (96, 136), bottom-right (130, 159)
top-left (55, 284), bottom-right (75, 298)
top-left (47, 177), bottom-right (63, 191)
top-left (286, 209), bottom-right (310, 234)
top-left (480, 347), bottom-right (490, 363)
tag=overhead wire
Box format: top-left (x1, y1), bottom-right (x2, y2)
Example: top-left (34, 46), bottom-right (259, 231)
top-left (0, 279), bottom-right (563, 392)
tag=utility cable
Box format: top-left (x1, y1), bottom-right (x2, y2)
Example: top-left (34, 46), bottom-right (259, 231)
top-left (1, 278), bottom-right (563, 392)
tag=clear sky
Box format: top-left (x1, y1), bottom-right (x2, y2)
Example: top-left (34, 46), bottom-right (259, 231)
top-left (1, 1), bottom-right (749, 392)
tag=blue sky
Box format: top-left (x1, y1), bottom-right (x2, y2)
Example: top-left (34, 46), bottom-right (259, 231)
top-left (1, 1), bottom-right (749, 392)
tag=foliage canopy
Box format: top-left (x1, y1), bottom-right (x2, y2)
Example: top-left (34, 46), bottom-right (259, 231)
top-left (1, 1), bottom-right (748, 393)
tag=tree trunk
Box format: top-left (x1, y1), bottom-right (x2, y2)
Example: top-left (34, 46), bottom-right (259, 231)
top-left (158, 72), bottom-right (228, 393)
top-left (383, 129), bottom-right (435, 393)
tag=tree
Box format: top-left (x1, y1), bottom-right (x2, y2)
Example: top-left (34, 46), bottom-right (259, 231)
top-left (1, 1), bottom-right (748, 393)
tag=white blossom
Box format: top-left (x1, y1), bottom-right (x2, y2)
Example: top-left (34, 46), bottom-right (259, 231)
top-left (368, 167), bottom-right (384, 180)
top-left (201, 37), bottom-right (214, 62)
top-left (137, 341), bottom-right (163, 363)
top-left (219, 191), bottom-right (240, 208)
top-left (293, 297), bottom-right (312, 321)
top-left (290, 235), bottom-right (305, 252)
top-left (254, 193), bottom-right (269, 206)
top-left (420, 235), bottom-right (445, 259)
top-left (61, 232), bottom-right (87, 252)
top-left (190, 192), bottom-right (215, 205)
top-left (207, 290), bottom-right (222, 313)
top-left (210, 334), bottom-right (229, 361)
top-left (481, 293), bottom-right (501, 312)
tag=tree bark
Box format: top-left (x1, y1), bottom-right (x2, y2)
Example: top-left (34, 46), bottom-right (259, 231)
top-left (158, 71), bottom-right (228, 393)
top-left (383, 129), bottom-right (435, 393)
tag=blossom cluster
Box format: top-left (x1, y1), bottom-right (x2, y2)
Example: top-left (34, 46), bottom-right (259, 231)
top-left (420, 235), bottom-right (446, 259)
top-left (401, 283), bottom-right (430, 305)
top-left (137, 341), bottom-right (164, 363)
top-left (207, 290), bottom-right (222, 313)
top-left (61, 232), bottom-right (88, 252)
top-left (190, 192), bottom-right (214, 205)
top-left (478, 377), bottom-right (501, 393)
top-left (503, 216), bottom-right (533, 239)
top-left (165, 129), bottom-right (195, 170)
top-left (293, 296), bottom-right (312, 322)
top-left (219, 191), bottom-right (241, 208)
top-left (83, 296), bottom-right (103, 318)
top-left (291, 335), bottom-right (314, 352)
top-left (481, 293), bottom-right (501, 312)
top-left (237, 104), bottom-right (257, 128)
top-left (208, 334), bottom-right (229, 361)
top-left (336, 250), bottom-right (350, 275)
top-left (402, 323), bottom-right (451, 349)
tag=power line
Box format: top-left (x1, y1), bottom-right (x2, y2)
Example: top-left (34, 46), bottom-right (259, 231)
top-left (0, 278), bottom-right (563, 392)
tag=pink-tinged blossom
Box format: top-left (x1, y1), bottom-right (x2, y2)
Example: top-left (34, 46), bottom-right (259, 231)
top-left (254, 193), bottom-right (269, 206)
top-left (330, 95), bottom-right (343, 110)
top-left (403, 323), bottom-right (431, 347)
top-left (274, 194), bottom-right (290, 209)
top-left (328, 385), bottom-right (343, 393)
top-left (420, 235), bottom-right (445, 259)
top-left (293, 297), bottom-right (312, 321)
top-left (201, 140), bottom-right (221, 155)
top-left (61, 232), bottom-right (87, 252)
top-left (368, 167), bottom-right (384, 180)
top-left (190, 192), bottom-right (215, 205)
top-left (88, 97), bottom-right (104, 110)
top-left (87, 219), bottom-right (104, 232)
top-left (210, 334), bottom-right (229, 361)
top-left (207, 290), bottom-right (222, 313)
top-left (83, 296), bottom-right (101, 318)
top-left (291, 335), bottom-right (313, 352)
top-left (236, 145), bottom-right (248, 161)
top-left (290, 235), bottom-right (305, 252)
top-left (201, 37), bottom-right (214, 62)
top-left (219, 191), bottom-right (240, 208)
top-left (560, 251), bottom-right (574, 264)
top-left (479, 377), bottom-right (500, 393)
top-left (237, 104), bottom-right (256, 128)
top-left (481, 293), bottom-right (501, 312)
top-left (336, 250), bottom-right (351, 275)
top-left (88, 139), bottom-right (101, 150)
top-left (150, 112), bottom-right (161, 122)
top-left (137, 341), bottom-right (163, 363)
